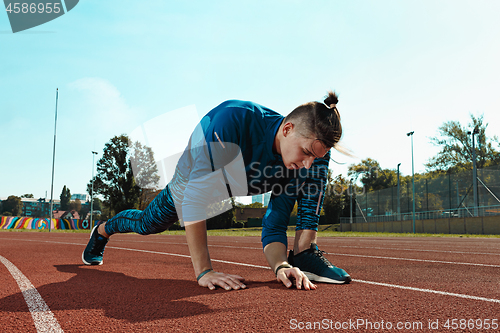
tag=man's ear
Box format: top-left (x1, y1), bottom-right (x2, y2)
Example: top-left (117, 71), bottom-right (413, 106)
top-left (283, 122), bottom-right (294, 137)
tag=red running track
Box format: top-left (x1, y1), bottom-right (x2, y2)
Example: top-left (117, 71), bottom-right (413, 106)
top-left (1, 232), bottom-right (499, 332)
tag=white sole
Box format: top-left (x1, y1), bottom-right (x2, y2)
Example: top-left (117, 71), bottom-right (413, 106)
top-left (303, 272), bottom-right (351, 284)
top-left (81, 251), bottom-right (103, 266)
top-left (81, 225), bottom-right (103, 266)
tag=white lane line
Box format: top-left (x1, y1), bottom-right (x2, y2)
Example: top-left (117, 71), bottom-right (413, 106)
top-left (335, 253), bottom-right (500, 268)
top-left (112, 239), bottom-right (262, 250)
top-left (2, 237), bottom-right (499, 268)
top-left (354, 279), bottom-right (500, 304)
top-left (106, 246), bottom-right (270, 269)
top-left (2, 237), bottom-right (500, 304)
top-left (1, 239), bottom-right (268, 270)
top-left (335, 245), bottom-right (500, 256)
top-left (102, 246), bottom-right (500, 304)
top-left (42, 236), bottom-right (500, 257)
top-left (0, 255), bottom-right (64, 333)
top-left (125, 241), bottom-right (500, 268)
top-left (326, 238), bottom-right (500, 249)
top-left (109, 238), bottom-right (500, 257)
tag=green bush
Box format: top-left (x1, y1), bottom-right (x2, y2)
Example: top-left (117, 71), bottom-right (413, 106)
top-left (232, 220), bottom-right (246, 228)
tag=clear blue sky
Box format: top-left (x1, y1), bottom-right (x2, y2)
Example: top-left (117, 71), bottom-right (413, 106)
top-left (1, 0), bottom-right (499, 202)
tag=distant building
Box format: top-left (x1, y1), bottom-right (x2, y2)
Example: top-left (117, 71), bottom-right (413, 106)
top-left (263, 192), bottom-right (271, 206)
top-left (83, 210), bottom-right (102, 220)
top-left (17, 198), bottom-right (60, 217)
top-left (0, 196), bottom-right (93, 218)
top-left (252, 194), bottom-right (263, 205)
top-left (251, 193), bottom-right (271, 207)
top-left (71, 193), bottom-right (89, 202)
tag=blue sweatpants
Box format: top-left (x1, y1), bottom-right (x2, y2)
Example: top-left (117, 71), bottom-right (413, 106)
top-left (104, 185), bottom-right (178, 236)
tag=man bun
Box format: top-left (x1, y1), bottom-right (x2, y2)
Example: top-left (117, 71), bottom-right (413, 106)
top-left (324, 90), bottom-right (338, 109)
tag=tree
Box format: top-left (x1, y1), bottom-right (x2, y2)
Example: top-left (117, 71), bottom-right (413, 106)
top-left (348, 158), bottom-right (398, 192)
top-left (60, 186), bottom-right (71, 211)
top-left (322, 173), bottom-right (350, 224)
top-left (128, 140), bottom-right (160, 189)
top-left (88, 134), bottom-right (160, 216)
top-left (21, 194), bottom-right (34, 198)
top-left (237, 202), bottom-right (264, 209)
top-left (426, 114), bottom-right (500, 173)
top-left (138, 188), bottom-right (161, 210)
top-left (1, 196), bottom-right (22, 216)
top-left (77, 197), bottom-right (103, 219)
top-left (206, 198), bottom-right (236, 229)
top-left (91, 197), bottom-right (103, 212)
top-left (97, 200), bottom-right (112, 220)
top-left (69, 199), bottom-right (82, 213)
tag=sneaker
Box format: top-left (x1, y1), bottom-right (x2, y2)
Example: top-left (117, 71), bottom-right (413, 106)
top-left (288, 243), bottom-right (351, 284)
top-left (82, 223), bottom-right (109, 265)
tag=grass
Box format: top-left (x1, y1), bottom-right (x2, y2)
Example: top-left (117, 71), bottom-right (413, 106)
top-left (203, 228), bottom-right (500, 238)
top-left (161, 226), bottom-right (500, 238)
top-left (2, 226), bottom-right (500, 238)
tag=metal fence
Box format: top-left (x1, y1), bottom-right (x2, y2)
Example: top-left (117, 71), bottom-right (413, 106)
top-left (340, 204), bottom-right (500, 224)
top-left (341, 164), bottom-right (500, 223)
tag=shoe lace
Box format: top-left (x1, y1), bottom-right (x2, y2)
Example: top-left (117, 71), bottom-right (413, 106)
top-left (90, 235), bottom-right (107, 256)
top-left (313, 249), bottom-right (333, 267)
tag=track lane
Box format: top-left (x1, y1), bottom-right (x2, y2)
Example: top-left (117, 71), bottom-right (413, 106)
top-left (1, 232), bottom-right (499, 332)
top-left (2, 234), bottom-right (500, 300)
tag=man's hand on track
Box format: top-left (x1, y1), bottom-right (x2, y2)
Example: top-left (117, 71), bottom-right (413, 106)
top-left (277, 267), bottom-right (317, 290)
top-left (198, 271), bottom-right (246, 291)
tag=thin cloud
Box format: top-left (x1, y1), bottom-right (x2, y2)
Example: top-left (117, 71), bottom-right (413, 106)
top-left (68, 77), bottom-right (140, 131)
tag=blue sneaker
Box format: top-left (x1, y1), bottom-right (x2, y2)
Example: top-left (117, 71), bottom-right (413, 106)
top-left (288, 243), bottom-right (351, 284)
top-left (82, 224), bottom-right (109, 265)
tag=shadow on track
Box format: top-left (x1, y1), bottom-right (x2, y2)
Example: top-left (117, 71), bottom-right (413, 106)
top-left (0, 264), bottom-right (238, 322)
top-left (0, 264), bottom-right (327, 323)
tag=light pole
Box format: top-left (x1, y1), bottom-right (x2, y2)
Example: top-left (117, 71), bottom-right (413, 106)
top-left (90, 151), bottom-right (98, 230)
top-left (407, 131), bottom-right (416, 233)
top-left (467, 127), bottom-right (479, 216)
top-left (397, 163), bottom-right (401, 221)
top-left (49, 88), bottom-right (59, 233)
top-left (349, 178), bottom-right (353, 224)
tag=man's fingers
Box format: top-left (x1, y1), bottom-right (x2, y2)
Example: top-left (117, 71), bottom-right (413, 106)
top-left (298, 274), bottom-right (316, 290)
top-left (277, 268), bottom-right (316, 291)
top-left (290, 271), bottom-right (303, 290)
top-left (228, 274), bottom-right (246, 282)
top-left (282, 276), bottom-right (293, 288)
top-left (284, 268), bottom-right (301, 288)
top-left (200, 271), bottom-right (246, 290)
top-left (225, 274), bottom-right (246, 289)
top-left (217, 280), bottom-right (232, 291)
top-left (277, 271), bottom-right (293, 288)
top-left (222, 278), bottom-right (240, 290)
top-left (303, 278), bottom-right (316, 290)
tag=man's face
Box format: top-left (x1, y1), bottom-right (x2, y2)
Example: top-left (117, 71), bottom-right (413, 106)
top-left (280, 125), bottom-right (329, 170)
